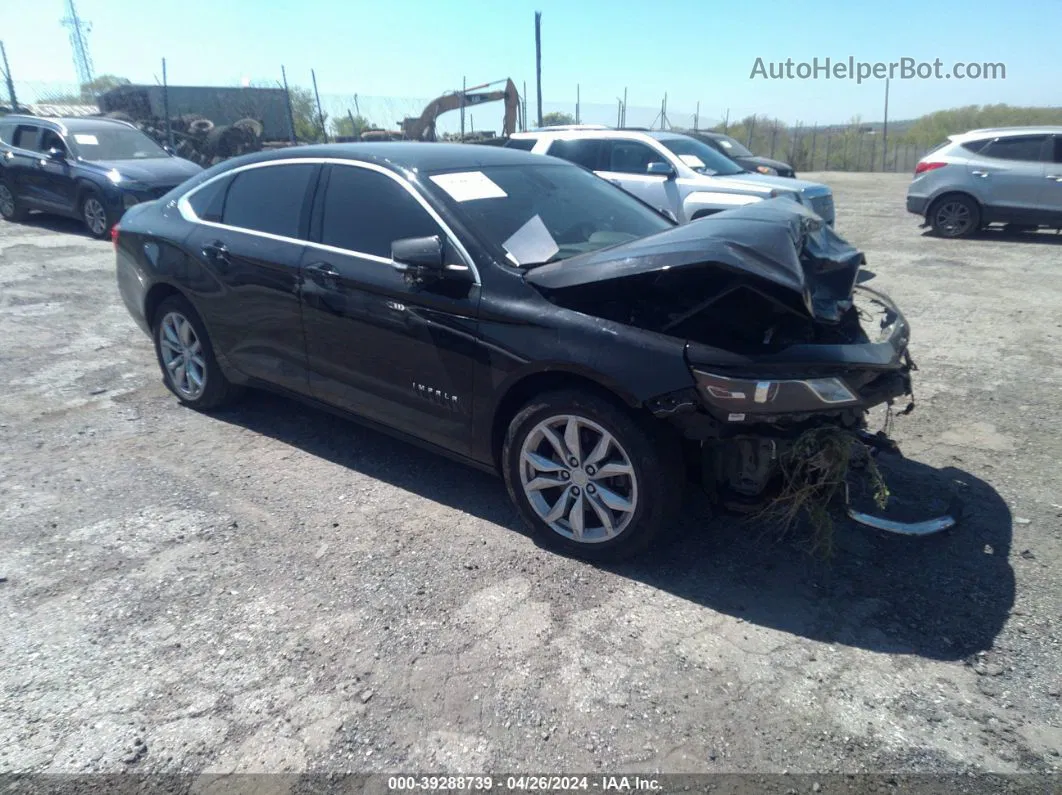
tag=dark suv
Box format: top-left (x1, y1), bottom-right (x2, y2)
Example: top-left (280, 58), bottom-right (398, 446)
top-left (0, 115), bottom-right (202, 238)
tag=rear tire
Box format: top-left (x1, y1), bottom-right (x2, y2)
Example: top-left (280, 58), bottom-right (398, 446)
top-left (928, 194), bottom-right (980, 239)
top-left (152, 295), bottom-right (243, 411)
top-left (502, 389), bottom-right (682, 561)
top-left (0, 180), bottom-right (27, 222)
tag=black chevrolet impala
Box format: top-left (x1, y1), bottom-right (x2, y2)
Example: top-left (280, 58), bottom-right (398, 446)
top-left (115, 143), bottom-right (917, 560)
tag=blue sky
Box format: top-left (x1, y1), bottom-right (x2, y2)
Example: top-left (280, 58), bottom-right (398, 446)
top-left (4, 0), bottom-right (1057, 131)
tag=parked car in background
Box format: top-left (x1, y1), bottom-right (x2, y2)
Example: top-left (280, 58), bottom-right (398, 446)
top-left (0, 115), bottom-right (202, 238)
top-left (505, 129), bottom-right (834, 225)
top-left (907, 126), bottom-right (1062, 238)
top-left (114, 143), bottom-right (914, 560)
top-left (687, 130), bottom-right (797, 177)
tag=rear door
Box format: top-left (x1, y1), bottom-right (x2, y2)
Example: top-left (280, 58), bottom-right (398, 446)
top-left (595, 139), bottom-right (683, 219)
top-left (1043, 136), bottom-right (1062, 220)
top-left (182, 161), bottom-right (318, 394)
top-left (4, 124), bottom-right (41, 206)
top-left (300, 162), bottom-right (480, 453)
top-left (969, 135), bottom-right (1048, 219)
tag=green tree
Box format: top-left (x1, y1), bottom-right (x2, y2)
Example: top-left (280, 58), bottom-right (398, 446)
top-left (287, 86), bottom-right (328, 142)
top-left (541, 111), bottom-right (575, 126)
top-left (333, 113), bottom-right (374, 139)
top-left (81, 74), bottom-right (131, 100)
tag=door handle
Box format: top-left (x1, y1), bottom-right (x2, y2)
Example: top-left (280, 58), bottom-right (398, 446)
top-left (201, 240), bottom-right (230, 264)
top-left (306, 261), bottom-right (341, 288)
top-left (971, 170), bottom-right (990, 178)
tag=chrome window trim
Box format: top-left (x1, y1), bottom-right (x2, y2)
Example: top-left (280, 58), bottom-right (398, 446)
top-left (176, 157), bottom-right (480, 284)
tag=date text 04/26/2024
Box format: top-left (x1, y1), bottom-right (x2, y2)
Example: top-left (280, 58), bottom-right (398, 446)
top-left (386, 776), bottom-right (662, 792)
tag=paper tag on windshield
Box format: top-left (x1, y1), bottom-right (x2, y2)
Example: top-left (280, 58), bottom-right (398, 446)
top-left (678, 154), bottom-right (705, 169)
top-left (502, 214), bottom-right (558, 266)
top-left (429, 171), bottom-right (506, 202)
top-left (74, 134), bottom-right (98, 145)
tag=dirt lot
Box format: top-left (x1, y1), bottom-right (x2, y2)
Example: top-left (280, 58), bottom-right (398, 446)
top-left (2, 172), bottom-right (1061, 783)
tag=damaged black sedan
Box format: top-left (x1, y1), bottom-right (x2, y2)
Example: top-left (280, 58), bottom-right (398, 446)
top-left (115, 144), bottom-right (917, 560)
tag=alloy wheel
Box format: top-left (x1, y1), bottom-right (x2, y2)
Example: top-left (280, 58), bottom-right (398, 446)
top-left (83, 197), bottom-right (108, 236)
top-left (934, 200), bottom-right (973, 237)
top-left (518, 414), bottom-right (638, 543)
top-left (159, 311), bottom-right (207, 400)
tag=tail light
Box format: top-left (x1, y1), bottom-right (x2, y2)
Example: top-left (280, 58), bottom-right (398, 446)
top-left (914, 161), bottom-right (947, 176)
top-left (111, 223), bottom-right (120, 251)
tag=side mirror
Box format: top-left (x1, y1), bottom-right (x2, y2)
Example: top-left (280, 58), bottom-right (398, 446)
top-left (47, 147), bottom-right (67, 162)
top-left (391, 235), bottom-right (444, 277)
top-left (647, 161), bottom-right (675, 179)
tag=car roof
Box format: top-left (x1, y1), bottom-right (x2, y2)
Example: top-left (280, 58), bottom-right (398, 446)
top-left (218, 142), bottom-right (556, 173)
top-left (0, 114), bottom-right (136, 133)
top-left (954, 126), bottom-right (1062, 140)
top-left (509, 128), bottom-right (692, 144)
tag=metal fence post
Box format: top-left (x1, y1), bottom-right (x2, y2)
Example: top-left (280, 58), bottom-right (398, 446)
top-left (823, 132), bottom-right (831, 171)
top-left (311, 69), bottom-right (326, 142)
top-left (161, 57), bottom-right (172, 147)
top-left (770, 123), bottom-right (778, 158)
top-left (855, 134), bottom-right (863, 171)
top-left (281, 65), bottom-right (297, 144)
top-left (869, 138), bottom-right (876, 172)
top-left (747, 116), bottom-right (756, 148)
top-left (1, 40), bottom-right (20, 112)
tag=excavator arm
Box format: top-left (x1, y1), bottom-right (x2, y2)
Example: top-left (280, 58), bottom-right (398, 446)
top-left (401, 79), bottom-right (520, 141)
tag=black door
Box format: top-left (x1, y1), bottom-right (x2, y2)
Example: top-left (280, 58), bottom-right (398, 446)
top-left (183, 162), bottom-right (318, 394)
top-left (300, 163), bottom-right (480, 454)
top-left (34, 128), bottom-right (78, 213)
top-left (4, 123), bottom-right (41, 206)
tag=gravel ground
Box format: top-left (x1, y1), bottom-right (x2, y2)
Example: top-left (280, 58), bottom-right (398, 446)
top-left (1, 173), bottom-right (1061, 784)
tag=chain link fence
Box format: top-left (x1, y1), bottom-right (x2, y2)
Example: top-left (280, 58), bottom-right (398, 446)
top-left (1, 68), bottom-right (928, 172)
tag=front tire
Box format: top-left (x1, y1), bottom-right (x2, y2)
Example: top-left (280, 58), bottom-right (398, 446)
top-left (152, 295), bottom-right (243, 410)
top-left (928, 194), bottom-right (980, 239)
top-left (502, 389), bottom-right (681, 561)
top-left (80, 189), bottom-right (116, 239)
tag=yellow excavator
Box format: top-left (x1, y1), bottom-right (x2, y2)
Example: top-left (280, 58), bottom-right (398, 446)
top-left (400, 78), bottom-right (521, 141)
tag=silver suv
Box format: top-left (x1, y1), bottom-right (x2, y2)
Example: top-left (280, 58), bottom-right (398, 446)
top-left (907, 126), bottom-right (1062, 238)
top-left (505, 129), bottom-right (835, 225)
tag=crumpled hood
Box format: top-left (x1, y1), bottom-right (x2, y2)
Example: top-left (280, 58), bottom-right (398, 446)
top-left (82, 157), bottom-right (202, 187)
top-left (525, 199), bottom-right (863, 323)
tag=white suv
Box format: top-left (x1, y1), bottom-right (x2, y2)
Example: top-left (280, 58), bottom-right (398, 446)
top-left (505, 128), bottom-right (835, 225)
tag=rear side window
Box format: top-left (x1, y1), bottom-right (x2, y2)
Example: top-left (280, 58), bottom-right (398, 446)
top-left (546, 139), bottom-right (606, 170)
top-left (320, 165), bottom-right (443, 258)
top-left (12, 125), bottom-right (39, 150)
top-left (504, 137), bottom-right (537, 151)
top-left (1053, 136), bottom-right (1062, 164)
top-left (187, 175), bottom-right (232, 223)
top-left (981, 136), bottom-right (1047, 162)
top-left (221, 164), bottom-right (315, 238)
top-left (0, 123), bottom-right (13, 145)
top-left (960, 138), bottom-right (990, 154)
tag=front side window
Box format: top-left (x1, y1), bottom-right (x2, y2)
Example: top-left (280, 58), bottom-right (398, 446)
top-left (39, 129), bottom-right (66, 154)
top-left (12, 125), bottom-right (39, 150)
top-left (658, 136), bottom-right (748, 175)
top-left (981, 136), bottom-right (1047, 163)
top-left (427, 162), bottom-right (673, 267)
top-left (222, 164), bottom-right (315, 238)
top-left (604, 141), bottom-right (670, 175)
top-left (69, 126), bottom-right (169, 161)
top-left (320, 165), bottom-right (442, 258)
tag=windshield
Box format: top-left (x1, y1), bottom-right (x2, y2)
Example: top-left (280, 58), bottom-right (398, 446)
top-left (70, 127), bottom-right (169, 161)
top-left (659, 137), bottom-right (747, 176)
top-left (426, 163), bottom-right (673, 267)
top-left (711, 134), bottom-right (755, 158)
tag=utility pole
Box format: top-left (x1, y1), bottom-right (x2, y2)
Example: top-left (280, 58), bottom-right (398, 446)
top-left (576, 83), bottom-right (580, 125)
top-left (882, 78), bottom-right (890, 172)
top-left (534, 11), bottom-right (543, 127)
top-left (0, 41), bottom-right (19, 112)
top-left (281, 65), bottom-right (297, 143)
top-left (61, 0), bottom-right (94, 89)
top-left (311, 69), bottom-right (326, 142)
top-left (162, 58), bottom-right (172, 147)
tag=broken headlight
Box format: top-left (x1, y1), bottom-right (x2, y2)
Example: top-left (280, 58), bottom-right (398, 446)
top-left (692, 370), bottom-right (860, 417)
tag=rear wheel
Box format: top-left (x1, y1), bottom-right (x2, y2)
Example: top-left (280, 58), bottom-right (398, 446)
top-left (0, 181), bottom-right (27, 222)
top-left (152, 295), bottom-right (243, 410)
top-left (928, 194), bottom-right (980, 238)
top-left (503, 389), bottom-right (681, 561)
